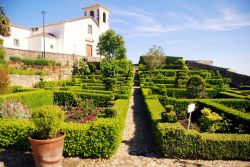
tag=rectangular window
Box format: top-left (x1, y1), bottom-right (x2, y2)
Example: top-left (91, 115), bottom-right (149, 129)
top-left (14, 39), bottom-right (19, 47)
top-left (88, 24), bottom-right (92, 34)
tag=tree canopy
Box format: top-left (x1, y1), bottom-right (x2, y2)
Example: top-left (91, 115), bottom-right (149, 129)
top-left (97, 30), bottom-right (126, 61)
top-left (0, 7), bottom-right (10, 37)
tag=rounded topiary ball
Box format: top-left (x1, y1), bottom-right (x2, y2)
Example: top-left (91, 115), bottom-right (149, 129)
top-left (165, 105), bottom-right (174, 112)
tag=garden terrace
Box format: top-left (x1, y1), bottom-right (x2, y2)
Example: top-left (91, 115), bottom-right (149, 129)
top-left (139, 59), bottom-right (250, 160)
top-left (0, 60), bottom-right (134, 158)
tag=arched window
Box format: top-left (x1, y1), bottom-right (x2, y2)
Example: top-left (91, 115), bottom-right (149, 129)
top-left (103, 12), bottom-right (106, 23)
top-left (90, 11), bottom-right (94, 18)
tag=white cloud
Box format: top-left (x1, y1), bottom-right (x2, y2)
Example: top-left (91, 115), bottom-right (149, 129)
top-left (111, 6), bottom-right (250, 37)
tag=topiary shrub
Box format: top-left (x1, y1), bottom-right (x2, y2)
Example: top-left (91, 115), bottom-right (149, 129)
top-left (161, 111), bottom-right (177, 123)
top-left (104, 108), bottom-right (118, 118)
top-left (165, 105), bottom-right (174, 112)
top-left (187, 75), bottom-right (206, 98)
top-left (0, 99), bottom-right (31, 119)
top-left (31, 105), bottom-right (65, 139)
top-left (199, 107), bottom-right (222, 133)
top-left (0, 69), bottom-right (9, 94)
top-left (103, 77), bottom-right (117, 90)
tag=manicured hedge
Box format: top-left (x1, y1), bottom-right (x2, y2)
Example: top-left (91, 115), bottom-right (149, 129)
top-left (145, 99), bottom-right (250, 160)
top-left (151, 87), bottom-right (218, 99)
top-left (217, 92), bottom-right (249, 99)
top-left (0, 99), bottom-right (129, 158)
top-left (213, 99), bottom-right (250, 113)
top-left (206, 79), bottom-right (224, 85)
top-left (198, 100), bottom-right (250, 131)
top-left (152, 79), bottom-right (175, 84)
top-left (0, 90), bottom-right (54, 109)
top-left (53, 91), bottom-right (113, 107)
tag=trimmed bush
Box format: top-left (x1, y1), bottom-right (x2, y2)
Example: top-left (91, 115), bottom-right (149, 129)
top-left (32, 105), bottom-right (64, 139)
top-left (144, 99), bottom-right (250, 160)
top-left (0, 90), bottom-right (54, 109)
top-left (53, 91), bottom-right (113, 107)
top-left (161, 111), bottom-right (177, 123)
top-left (0, 99), bottom-right (130, 158)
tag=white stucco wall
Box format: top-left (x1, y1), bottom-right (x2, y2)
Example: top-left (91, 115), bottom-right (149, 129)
top-left (1, 26), bottom-right (31, 50)
top-left (63, 18), bottom-right (100, 57)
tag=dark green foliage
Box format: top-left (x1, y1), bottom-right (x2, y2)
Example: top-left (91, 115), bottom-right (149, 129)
top-left (0, 47), bottom-right (5, 64)
top-left (53, 91), bottom-right (113, 107)
top-left (174, 71), bottom-right (189, 88)
top-left (214, 99), bottom-right (250, 112)
top-left (165, 56), bottom-right (183, 65)
top-left (103, 78), bottom-right (117, 90)
top-left (206, 79), bottom-right (224, 85)
top-left (9, 56), bottom-right (22, 62)
top-left (153, 70), bottom-right (176, 77)
top-left (161, 111), bottom-right (177, 123)
top-left (103, 108), bottom-right (118, 118)
top-left (152, 79), bottom-right (175, 84)
top-left (165, 105), bottom-right (173, 112)
top-left (32, 105), bottom-right (65, 139)
top-left (0, 90), bottom-right (54, 109)
top-left (187, 75), bottom-right (206, 98)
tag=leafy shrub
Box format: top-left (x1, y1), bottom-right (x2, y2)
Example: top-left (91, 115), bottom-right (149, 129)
top-left (103, 108), bottom-right (118, 118)
top-left (9, 56), bottom-right (22, 63)
top-left (187, 75), bottom-right (206, 98)
top-left (32, 105), bottom-right (64, 139)
top-left (0, 90), bottom-right (54, 109)
top-left (103, 77), bottom-right (116, 90)
top-left (53, 91), bottom-right (113, 107)
top-left (0, 69), bottom-right (9, 94)
top-left (161, 111), bottom-right (177, 123)
top-left (199, 107), bottom-right (222, 133)
top-left (0, 100), bottom-right (31, 119)
top-left (165, 105), bottom-right (173, 112)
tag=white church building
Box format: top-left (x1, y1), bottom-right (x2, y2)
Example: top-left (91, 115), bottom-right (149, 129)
top-left (1, 3), bottom-right (110, 58)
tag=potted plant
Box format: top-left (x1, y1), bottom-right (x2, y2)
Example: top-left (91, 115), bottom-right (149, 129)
top-left (28, 105), bottom-right (65, 167)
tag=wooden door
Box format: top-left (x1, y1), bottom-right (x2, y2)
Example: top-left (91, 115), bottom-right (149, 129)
top-left (86, 44), bottom-right (92, 57)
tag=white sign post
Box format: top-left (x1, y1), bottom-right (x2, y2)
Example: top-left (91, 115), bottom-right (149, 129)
top-left (187, 104), bottom-right (195, 130)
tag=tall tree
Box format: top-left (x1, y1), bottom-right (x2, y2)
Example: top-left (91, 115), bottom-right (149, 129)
top-left (0, 7), bottom-right (10, 37)
top-left (97, 30), bottom-right (126, 61)
top-left (140, 45), bottom-right (166, 73)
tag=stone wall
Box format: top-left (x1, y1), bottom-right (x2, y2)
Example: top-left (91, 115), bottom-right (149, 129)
top-left (186, 61), bottom-right (250, 86)
top-left (3, 47), bottom-right (100, 66)
top-left (10, 73), bottom-right (71, 88)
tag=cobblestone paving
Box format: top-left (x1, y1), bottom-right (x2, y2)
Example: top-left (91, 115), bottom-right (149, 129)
top-left (0, 70), bottom-right (249, 167)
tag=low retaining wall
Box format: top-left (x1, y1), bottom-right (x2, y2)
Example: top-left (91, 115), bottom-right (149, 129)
top-left (4, 47), bottom-right (100, 66)
top-left (186, 61), bottom-right (250, 86)
top-left (10, 74), bottom-right (71, 88)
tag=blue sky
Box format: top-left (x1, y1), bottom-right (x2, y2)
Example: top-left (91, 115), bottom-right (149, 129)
top-left (1, 0), bottom-right (250, 75)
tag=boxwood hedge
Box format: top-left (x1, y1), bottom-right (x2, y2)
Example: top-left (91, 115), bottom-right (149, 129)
top-left (0, 99), bottom-right (129, 158)
top-left (145, 99), bottom-right (250, 160)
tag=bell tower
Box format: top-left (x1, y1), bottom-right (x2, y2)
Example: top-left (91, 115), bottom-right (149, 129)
top-left (82, 3), bottom-right (111, 33)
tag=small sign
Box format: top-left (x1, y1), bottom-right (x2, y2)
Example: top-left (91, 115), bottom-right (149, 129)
top-left (187, 104), bottom-right (195, 113)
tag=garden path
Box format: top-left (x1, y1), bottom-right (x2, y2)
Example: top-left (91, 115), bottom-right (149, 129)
top-left (0, 67), bottom-right (249, 167)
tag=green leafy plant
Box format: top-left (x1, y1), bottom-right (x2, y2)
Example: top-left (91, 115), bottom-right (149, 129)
top-left (97, 30), bottom-right (127, 61)
top-left (0, 99), bottom-right (31, 119)
top-left (161, 111), bottom-right (177, 123)
top-left (103, 108), bottom-right (118, 118)
top-left (199, 107), bottom-right (222, 133)
top-left (187, 75), bottom-right (206, 98)
top-left (31, 105), bottom-right (65, 139)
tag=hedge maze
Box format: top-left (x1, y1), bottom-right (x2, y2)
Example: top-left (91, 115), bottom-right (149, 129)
top-left (139, 56), bottom-right (250, 160)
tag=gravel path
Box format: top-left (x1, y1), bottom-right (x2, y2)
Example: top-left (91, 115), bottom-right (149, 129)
top-left (0, 69), bottom-right (249, 167)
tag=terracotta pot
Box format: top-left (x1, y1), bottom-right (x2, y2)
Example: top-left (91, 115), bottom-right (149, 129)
top-left (28, 133), bottom-right (65, 167)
